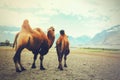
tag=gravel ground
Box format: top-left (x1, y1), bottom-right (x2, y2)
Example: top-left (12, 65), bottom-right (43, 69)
top-left (0, 47), bottom-right (120, 80)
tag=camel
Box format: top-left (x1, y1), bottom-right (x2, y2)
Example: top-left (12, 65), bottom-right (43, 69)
top-left (13, 19), bottom-right (55, 72)
top-left (56, 30), bottom-right (70, 70)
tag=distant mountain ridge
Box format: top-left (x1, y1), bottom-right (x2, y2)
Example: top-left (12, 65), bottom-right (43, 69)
top-left (68, 35), bottom-right (91, 46)
top-left (87, 25), bottom-right (120, 49)
top-left (0, 25), bottom-right (120, 49)
top-left (55, 33), bottom-right (91, 47)
top-left (90, 25), bottom-right (120, 45)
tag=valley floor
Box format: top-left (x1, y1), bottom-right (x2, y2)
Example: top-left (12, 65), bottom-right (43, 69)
top-left (0, 47), bottom-right (120, 80)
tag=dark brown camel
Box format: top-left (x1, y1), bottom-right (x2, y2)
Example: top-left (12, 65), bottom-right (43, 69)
top-left (56, 30), bottom-right (70, 70)
top-left (13, 19), bottom-right (55, 72)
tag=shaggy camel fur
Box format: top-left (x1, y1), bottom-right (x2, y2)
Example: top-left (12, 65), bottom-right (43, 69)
top-left (13, 19), bottom-right (55, 72)
top-left (56, 30), bottom-right (70, 70)
top-left (21, 19), bottom-right (33, 32)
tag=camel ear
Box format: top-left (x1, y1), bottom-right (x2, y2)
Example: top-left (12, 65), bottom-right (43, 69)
top-left (52, 28), bottom-right (55, 31)
top-left (51, 27), bottom-right (55, 31)
top-left (48, 26), bottom-right (55, 31)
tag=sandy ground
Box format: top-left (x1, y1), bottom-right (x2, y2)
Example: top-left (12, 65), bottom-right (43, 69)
top-left (0, 47), bottom-right (120, 80)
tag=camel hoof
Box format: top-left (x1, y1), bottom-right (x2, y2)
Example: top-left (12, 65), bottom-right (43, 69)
top-left (58, 66), bottom-right (63, 70)
top-left (59, 68), bottom-right (63, 71)
top-left (40, 67), bottom-right (46, 70)
top-left (21, 68), bottom-right (26, 71)
top-left (64, 64), bottom-right (67, 67)
top-left (31, 65), bottom-right (36, 69)
top-left (16, 69), bottom-right (21, 72)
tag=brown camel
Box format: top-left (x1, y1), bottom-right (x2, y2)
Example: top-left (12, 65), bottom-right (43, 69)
top-left (56, 30), bottom-right (70, 70)
top-left (13, 19), bottom-right (55, 72)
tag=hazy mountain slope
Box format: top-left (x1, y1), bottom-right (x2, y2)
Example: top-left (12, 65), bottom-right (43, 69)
top-left (55, 34), bottom-right (91, 47)
top-left (90, 25), bottom-right (120, 45)
top-left (0, 25), bottom-right (120, 49)
top-left (87, 25), bottom-right (120, 49)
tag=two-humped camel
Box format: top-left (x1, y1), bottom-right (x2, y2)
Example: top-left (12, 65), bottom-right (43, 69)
top-left (13, 19), bottom-right (55, 72)
top-left (56, 30), bottom-right (70, 70)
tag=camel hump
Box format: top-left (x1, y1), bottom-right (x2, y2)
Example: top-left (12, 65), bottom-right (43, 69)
top-left (61, 35), bottom-right (69, 50)
top-left (34, 28), bottom-right (42, 33)
top-left (21, 19), bottom-right (33, 33)
top-left (56, 34), bottom-right (69, 53)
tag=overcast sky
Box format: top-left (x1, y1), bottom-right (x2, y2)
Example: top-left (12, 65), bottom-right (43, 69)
top-left (0, 0), bottom-right (120, 38)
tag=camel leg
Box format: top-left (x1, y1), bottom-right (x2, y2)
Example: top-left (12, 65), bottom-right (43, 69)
top-left (13, 48), bottom-right (22, 72)
top-left (40, 55), bottom-right (45, 70)
top-left (64, 55), bottom-right (67, 67)
top-left (64, 49), bottom-right (70, 67)
top-left (31, 53), bottom-right (38, 68)
top-left (18, 53), bottom-right (26, 71)
top-left (58, 53), bottom-right (63, 70)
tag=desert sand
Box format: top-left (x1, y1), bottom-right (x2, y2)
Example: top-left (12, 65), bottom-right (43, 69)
top-left (0, 46), bottom-right (120, 80)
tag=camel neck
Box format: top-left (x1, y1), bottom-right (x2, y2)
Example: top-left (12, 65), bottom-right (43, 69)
top-left (47, 32), bottom-right (55, 48)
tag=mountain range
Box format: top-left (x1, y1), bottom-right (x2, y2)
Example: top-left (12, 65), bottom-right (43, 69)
top-left (56, 25), bottom-right (120, 49)
top-left (55, 33), bottom-right (91, 47)
top-left (87, 25), bottom-right (120, 49)
top-left (0, 25), bottom-right (120, 49)
top-left (90, 25), bottom-right (120, 45)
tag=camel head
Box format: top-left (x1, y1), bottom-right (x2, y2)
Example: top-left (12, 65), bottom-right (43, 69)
top-left (47, 26), bottom-right (55, 48)
top-left (60, 30), bottom-right (65, 35)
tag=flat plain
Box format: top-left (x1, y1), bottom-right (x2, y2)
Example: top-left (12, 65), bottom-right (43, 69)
top-left (0, 46), bottom-right (120, 80)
